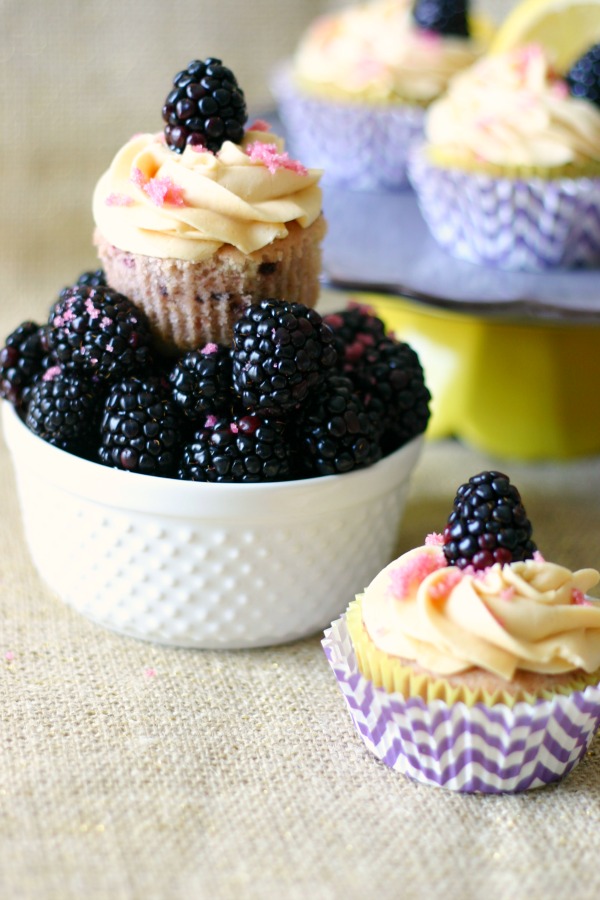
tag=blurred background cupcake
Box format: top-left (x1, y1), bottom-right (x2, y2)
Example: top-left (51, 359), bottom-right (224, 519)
top-left (408, 40), bottom-right (600, 269)
top-left (271, 0), bottom-right (492, 191)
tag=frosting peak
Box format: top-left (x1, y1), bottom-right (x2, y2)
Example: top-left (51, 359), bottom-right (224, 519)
top-left (361, 544), bottom-right (600, 680)
top-left (293, 0), bottom-right (482, 104)
top-left (93, 128), bottom-right (323, 262)
top-left (426, 44), bottom-right (600, 168)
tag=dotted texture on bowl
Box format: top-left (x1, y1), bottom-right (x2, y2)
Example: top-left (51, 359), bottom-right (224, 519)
top-left (14, 469), bottom-right (412, 649)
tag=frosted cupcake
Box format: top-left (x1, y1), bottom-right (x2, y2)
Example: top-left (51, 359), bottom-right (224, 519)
top-left (323, 470), bottom-right (600, 792)
top-left (272, 0), bottom-right (486, 190)
top-left (408, 43), bottom-right (600, 269)
top-left (93, 58), bottom-right (326, 354)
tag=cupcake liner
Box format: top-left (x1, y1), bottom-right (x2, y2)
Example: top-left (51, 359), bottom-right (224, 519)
top-left (408, 147), bottom-right (600, 271)
top-left (95, 216), bottom-right (325, 353)
top-left (322, 615), bottom-right (600, 793)
top-left (272, 66), bottom-right (424, 192)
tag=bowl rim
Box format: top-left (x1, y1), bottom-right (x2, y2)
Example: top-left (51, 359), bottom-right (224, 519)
top-left (1, 400), bottom-right (424, 520)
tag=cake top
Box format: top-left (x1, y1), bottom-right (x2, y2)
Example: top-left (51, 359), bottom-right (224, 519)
top-left (359, 471), bottom-right (600, 680)
top-left (93, 59), bottom-right (323, 262)
top-left (292, 0), bottom-right (483, 104)
top-left (425, 42), bottom-right (600, 168)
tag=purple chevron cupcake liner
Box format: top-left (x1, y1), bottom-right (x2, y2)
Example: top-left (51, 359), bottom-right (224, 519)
top-left (322, 615), bottom-right (600, 793)
top-left (407, 147), bottom-right (600, 271)
top-left (271, 65), bottom-right (424, 191)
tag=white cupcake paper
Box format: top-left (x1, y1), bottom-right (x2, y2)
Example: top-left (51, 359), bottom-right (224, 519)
top-left (408, 147), bottom-right (600, 271)
top-left (272, 65), bottom-right (424, 191)
top-left (322, 614), bottom-right (600, 793)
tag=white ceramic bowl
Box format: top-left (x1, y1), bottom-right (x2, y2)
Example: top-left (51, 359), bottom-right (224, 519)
top-left (2, 401), bottom-right (423, 649)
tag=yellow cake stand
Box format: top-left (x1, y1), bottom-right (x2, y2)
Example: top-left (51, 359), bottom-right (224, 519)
top-left (346, 292), bottom-right (600, 462)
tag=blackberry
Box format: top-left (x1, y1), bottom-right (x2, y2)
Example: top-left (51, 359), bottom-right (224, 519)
top-left (232, 299), bottom-right (338, 417)
top-left (25, 369), bottom-right (101, 454)
top-left (162, 58), bottom-right (247, 153)
top-left (75, 269), bottom-right (107, 289)
top-left (47, 284), bottom-right (153, 383)
top-left (99, 377), bottom-right (183, 476)
top-left (322, 305), bottom-right (386, 369)
top-left (566, 44), bottom-right (600, 108)
top-left (413, 0), bottom-right (470, 37)
top-left (169, 342), bottom-right (233, 422)
top-left (0, 321), bottom-right (51, 407)
top-left (294, 373), bottom-right (382, 477)
top-left (443, 471), bottom-right (537, 570)
top-left (348, 339), bottom-right (431, 454)
top-left (179, 412), bottom-right (291, 483)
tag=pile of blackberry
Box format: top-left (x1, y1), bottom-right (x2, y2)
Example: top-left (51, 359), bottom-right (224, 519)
top-left (0, 283), bottom-right (431, 483)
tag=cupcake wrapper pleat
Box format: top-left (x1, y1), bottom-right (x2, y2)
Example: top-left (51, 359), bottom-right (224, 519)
top-left (272, 67), bottom-right (424, 191)
top-left (322, 615), bottom-right (600, 793)
top-left (408, 147), bottom-right (600, 271)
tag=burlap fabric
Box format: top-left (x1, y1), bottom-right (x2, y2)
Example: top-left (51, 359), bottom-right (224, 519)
top-left (2, 2), bottom-right (598, 897)
top-left (2, 419), bottom-right (600, 900)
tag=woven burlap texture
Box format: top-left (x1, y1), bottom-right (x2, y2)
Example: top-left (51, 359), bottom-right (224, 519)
top-left (2, 427), bottom-right (600, 900)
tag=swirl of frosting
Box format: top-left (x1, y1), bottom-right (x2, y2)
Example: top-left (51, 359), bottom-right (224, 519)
top-left (361, 543), bottom-right (600, 680)
top-left (293, 0), bottom-right (482, 104)
top-left (426, 44), bottom-right (600, 168)
top-left (92, 127), bottom-right (323, 262)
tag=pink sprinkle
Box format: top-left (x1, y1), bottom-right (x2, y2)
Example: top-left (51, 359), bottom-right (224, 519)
top-left (85, 298), bottom-right (100, 320)
top-left (143, 176), bottom-right (186, 207)
top-left (425, 532), bottom-right (445, 547)
top-left (100, 316), bottom-right (112, 331)
top-left (245, 141), bottom-right (308, 176)
top-left (533, 551), bottom-right (546, 563)
top-left (205, 415), bottom-right (218, 428)
top-left (572, 589), bottom-right (593, 606)
top-left (248, 119), bottom-right (271, 132)
top-left (106, 192), bottom-right (134, 207)
top-left (144, 667), bottom-right (157, 678)
top-left (42, 365), bottom-right (61, 382)
top-left (500, 587), bottom-right (516, 601)
top-left (388, 551), bottom-right (446, 600)
top-left (552, 80), bottom-right (569, 99)
top-left (105, 342), bottom-right (114, 353)
top-left (5, 651), bottom-right (15, 662)
top-left (131, 167), bottom-right (148, 188)
top-left (230, 423), bottom-right (239, 434)
top-left (201, 343), bottom-right (219, 355)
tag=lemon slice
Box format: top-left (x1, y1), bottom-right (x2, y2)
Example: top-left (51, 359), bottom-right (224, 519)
top-left (490, 0), bottom-right (600, 71)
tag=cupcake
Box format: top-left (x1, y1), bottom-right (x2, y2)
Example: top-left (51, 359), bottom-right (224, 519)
top-left (272, 0), bottom-right (487, 191)
top-left (93, 58), bottom-right (326, 354)
top-left (408, 42), bottom-right (600, 269)
top-left (323, 470), bottom-right (600, 792)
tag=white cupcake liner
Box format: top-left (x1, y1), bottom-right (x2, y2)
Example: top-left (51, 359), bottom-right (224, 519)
top-left (322, 615), bottom-right (600, 793)
top-left (271, 66), bottom-right (424, 191)
top-left (408, 146), bottom-right (600, 271)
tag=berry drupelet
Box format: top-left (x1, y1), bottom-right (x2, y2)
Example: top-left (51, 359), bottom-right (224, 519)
top-left (294, 373), bottom-right (382, 477)
top-left (566, 44), bottom-right (600, 109)
top-left (232, 299), bottom-right (338, 417)
top-left (162, 58), bottom-right (248, 153)
top-left (99, 377), bottom-right (183, 476)
top-left (169, 342), bottom-right (233, 423)
top-left (179, 412), bottom-right (291, 483)
top-left (442, 471), bottom-right (537, 571)
top-left (0, 321), bottom-right (51, 407)
top-left (412, 0), bottom-right (470, 37)
top-left (322, 305), bottom-right (386, 369)
top-left (25, 369), bottom-right (100, 454)
top-left (47, 283), bottom-right (154, 383)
